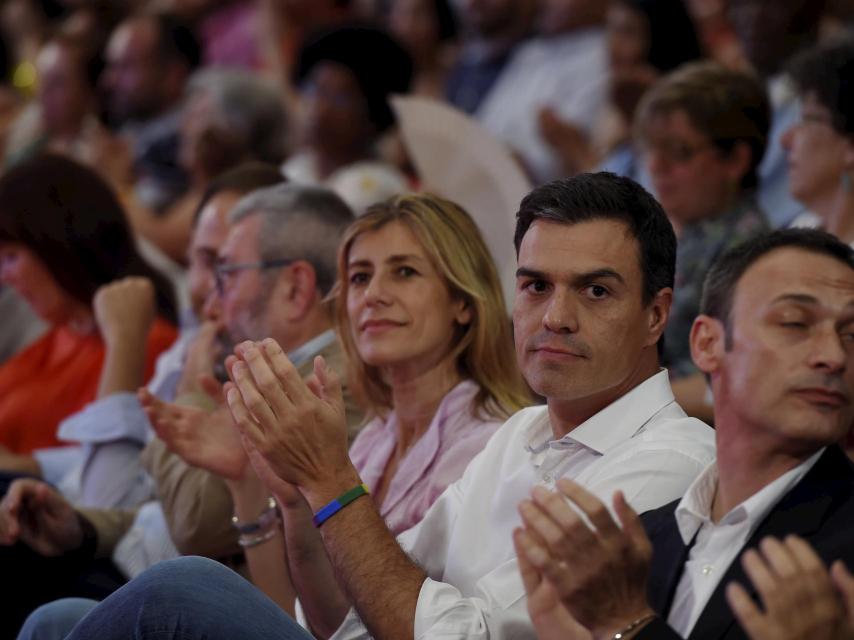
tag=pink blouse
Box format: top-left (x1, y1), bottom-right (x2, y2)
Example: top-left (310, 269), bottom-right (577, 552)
top-left (349, 380), bottom-right (503, 536)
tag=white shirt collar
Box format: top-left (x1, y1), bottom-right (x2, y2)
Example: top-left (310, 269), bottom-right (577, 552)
top-left (525, 369), bottom-right (677, 454)
top-left (675, 448), bottom-right (825, 545)
top-left (288, 329), bottom-right (337, 369)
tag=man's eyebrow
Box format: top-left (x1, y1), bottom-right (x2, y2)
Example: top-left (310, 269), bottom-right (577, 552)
top-left (515, 267), bottom-right (626, 285)
top-left (770, 293), bottom-right (820, 306)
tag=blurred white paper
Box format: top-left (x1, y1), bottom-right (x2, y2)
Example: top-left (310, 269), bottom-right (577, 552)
top-left (391, 95), bottom-right (532, 310)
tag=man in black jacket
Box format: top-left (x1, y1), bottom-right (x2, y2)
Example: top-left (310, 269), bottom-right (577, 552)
top-left (515, 228), bottom-right (854, 640)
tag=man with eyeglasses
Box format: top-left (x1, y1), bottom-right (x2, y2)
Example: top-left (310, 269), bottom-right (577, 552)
top-left (635, 61), bottom-right (770, 423)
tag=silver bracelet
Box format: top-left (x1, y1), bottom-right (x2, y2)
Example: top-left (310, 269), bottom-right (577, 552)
top-left (238, 525), bottom-right (280, 548)
top-left (612, 613), bottom-right (656, 639)
top-left (231, 496), bottom-right (279, 535)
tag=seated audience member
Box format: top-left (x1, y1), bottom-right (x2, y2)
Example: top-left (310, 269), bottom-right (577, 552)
top-left (636, 61), bottom-right (770, 420)
top-left (0, 183), bottom-right (357, 638)
top-left (725, 0), bottom-right (827, 228)
top-left (139, 193), bottom-right (530, 616)
top-left (514, 228), bottom-right (854, 640)
top-left (783, 38), bottom-right (854, 246)
top-left (476, 0), bottom-right (609, 183)
top-left (146, 67), bottom-right (288, 266)
top-left (0, 154), bottom-right (177, 463)
top-left (3, 34), bottom-right (114, 170)
top-left (283, 25), bottom-right (413, 213)
top-left (0, 285), bottom-right (44, 364)
top-left (99, 12), bottom-right (200, 253)
top-left (56, 162), bottom-right (285, 510)
top-left (388, 0), bottom-right (458, 99)
top-left (541, 0), bottom-right (703, 179)
top-left (47, 173), bottom-right (715, 640)
top-left (444, 0), bottom-right (536, 115)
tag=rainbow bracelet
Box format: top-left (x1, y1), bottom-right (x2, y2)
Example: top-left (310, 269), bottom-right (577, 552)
top-left (312, 483), bottom-right (370, 528)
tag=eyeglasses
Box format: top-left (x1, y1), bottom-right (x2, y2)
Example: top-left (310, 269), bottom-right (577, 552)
top-left (798, 111), bottom-right (834, 128)
top-left (639, 139), bottom-right (716, 165)
top-left (213, 258), bottom-right (294, 296)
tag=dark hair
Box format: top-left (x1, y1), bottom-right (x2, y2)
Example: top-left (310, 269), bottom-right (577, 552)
top-left (433, 0), bottom-right (458, 42)
top-left (151, 13), bottom-right (201, 71)
top-left (701, 228), bottom-right (854, 336)
top-left (294, 24), bottom-right (413, 133)
top-left (617, 0), bottom-right (702, 73)
top-left (788, 36), bottom-right (854, 138)
top-left (0, 154), bottom-right (177, 324)
top-left (192, 162), bottom-right (286, 227)
top-left (515, 172), bottom-right (676, 305)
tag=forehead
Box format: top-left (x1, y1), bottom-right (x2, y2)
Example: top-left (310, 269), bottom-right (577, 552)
top-left (108, 20), bottom-right (157, 60)
top-left (643, 108), bottom-right (704, 141)
top-left (518, 218), bottom-right (641, 279)
top-left (193, 192), bottom-right (240, 249)
top-left (220, 214), bottom-right (261, 258)
top-left (348, 221), bottom-right (426, 263)
top-left (733, 247), bottom-right (854, 316)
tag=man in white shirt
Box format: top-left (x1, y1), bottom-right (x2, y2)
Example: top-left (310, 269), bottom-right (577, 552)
top-left (514, 228), bottom-right (854, 640)
top-left (55, 172), bottom-right (714, 640)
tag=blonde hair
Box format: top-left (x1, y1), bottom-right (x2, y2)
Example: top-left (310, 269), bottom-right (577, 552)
top-left (334, 193), bottom-right (530, 420)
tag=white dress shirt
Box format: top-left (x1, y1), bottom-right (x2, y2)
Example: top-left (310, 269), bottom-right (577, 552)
top-left (667, 449), bottom-right (824, 637)
top-left (324, 370), bottom-right (715, 639)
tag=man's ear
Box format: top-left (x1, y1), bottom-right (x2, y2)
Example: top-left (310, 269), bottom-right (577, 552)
top-left (645, 287), bottom-right (673, 348)
top-left (690, 314), bottom-right (726, 374)
top-left (275, 261), bottom-right (318, 321)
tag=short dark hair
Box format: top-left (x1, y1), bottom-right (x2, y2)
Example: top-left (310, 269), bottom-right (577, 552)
top-left (192, 162), bottom-right (286, 227)
top-left (0, 154), bottom-right (177, 324)
top-left (788, 36), bottom-right (854, 138)
top-left (701, 228), bottom-right (854, 336)
top-left (151, 13), bottom-right (201, 71)
top-left (515, 172), bottom-right (677, 307)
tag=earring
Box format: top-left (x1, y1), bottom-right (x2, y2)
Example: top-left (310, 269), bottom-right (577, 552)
top-left (843, 172), bottom-right (853, 193)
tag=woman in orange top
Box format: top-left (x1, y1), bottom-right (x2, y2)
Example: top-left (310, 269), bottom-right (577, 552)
top-left (0, 154), bottom-right (178, 456)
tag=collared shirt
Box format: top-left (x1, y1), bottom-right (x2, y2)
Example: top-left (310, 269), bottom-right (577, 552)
top-left (667, 449), bottom-right (824, 638)
top-left (476, 29), bottom-right (609, 184)
top-left (349, 380), bottom-right (502, 536)
top-left (327, 370), bottom-right (715, 639)
top-left (664, 196), bottom-right (768, 378)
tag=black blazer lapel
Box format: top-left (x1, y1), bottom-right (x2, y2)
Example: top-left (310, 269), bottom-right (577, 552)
top-left (688, 446), bottom-right (854, 640)
top-left (643, 501), bottom-right (693, 617)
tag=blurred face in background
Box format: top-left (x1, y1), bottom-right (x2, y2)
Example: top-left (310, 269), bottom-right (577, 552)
top-left (538, 0), bottom-right (607, 36)
top-left (781, 93), bottom-right (854, 214)
top-left (389, 0), bottom-right (441, 63)
top-left (189, 190), bottom-right (239, 319)
top-left (0, 243), bottom-right (80, 325)
top-left (102, 18), bottom-right (167, 123)
top-left (298, 61), bottom-right (373, 159)
top-left (607, 1), bottom-right (648, 70)
top-left (36, 40), bottom-right (93, 135)
top-left (642, 108), bottom-right (749, 225)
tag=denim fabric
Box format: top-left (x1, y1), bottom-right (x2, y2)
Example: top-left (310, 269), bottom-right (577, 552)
top-left (17, 599), bottom-right (98, 640)
top-left (65, 557), bottom-right (313, 640)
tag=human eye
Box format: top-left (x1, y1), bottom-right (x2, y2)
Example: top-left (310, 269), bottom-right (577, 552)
top-left (583, 284), bottom-right (610, 300)
top-left (521, 279), bottom-right (550, 295)
top-left (349, 271), bottom-right (371, 286)
top-left (396, 265), bottom-right (418, 278)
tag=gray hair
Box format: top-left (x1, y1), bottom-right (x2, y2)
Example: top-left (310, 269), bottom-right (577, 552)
top-left (230, 183), bottom-right (355, 295)
top-left (186, 68), bottom-right (288, 164)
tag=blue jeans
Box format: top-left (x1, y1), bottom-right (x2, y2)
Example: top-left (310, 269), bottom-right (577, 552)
top-left (64, 557), bottom-right (314, 640)
top-left (17, 598), bottom-right (99, 640)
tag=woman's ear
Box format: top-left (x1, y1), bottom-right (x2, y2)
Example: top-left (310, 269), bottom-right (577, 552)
top-left (454, 298), bottom-right (473, 327)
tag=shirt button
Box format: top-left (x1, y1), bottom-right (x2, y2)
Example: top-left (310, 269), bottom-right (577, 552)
top-left (701, 564), bottom-right (714, 576)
